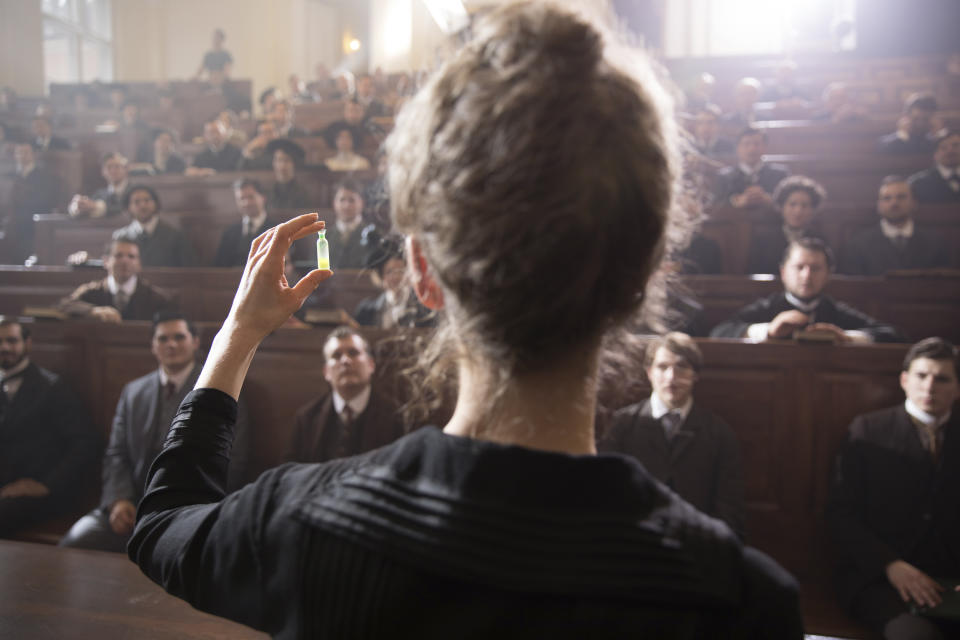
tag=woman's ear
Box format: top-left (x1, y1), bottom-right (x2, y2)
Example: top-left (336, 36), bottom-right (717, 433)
top-left (406, 235), bottom-right (445, 310)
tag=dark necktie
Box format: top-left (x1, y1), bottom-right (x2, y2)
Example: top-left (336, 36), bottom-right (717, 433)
top-left (336, 405), bottom-right (356, 459)
top-left (892, 235), bottom-right (908, 251)
top-left (163, 381), bottom-right (177, 401)
top-left (661, 411), bottom-right (682, 441)
top-left (114, 290), bottom-right (130, 312)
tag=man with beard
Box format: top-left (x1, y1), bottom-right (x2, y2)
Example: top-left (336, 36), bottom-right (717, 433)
top-left (710, 237), bottom-right (904, 343)
top-left (0, 318), bottom-right (99, 538)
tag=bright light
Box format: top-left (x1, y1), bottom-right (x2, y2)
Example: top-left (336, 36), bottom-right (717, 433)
top-left (349, 39), bottom-right (361, 52)
top-left (422, 0), bottom-right (468, 34)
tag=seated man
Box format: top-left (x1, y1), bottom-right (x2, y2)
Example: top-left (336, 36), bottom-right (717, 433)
top-left (0, 317), bottom-right (100, 538)
top-left (285, 327), bottom-right (404, 463)
top-left (60, 312), bottom-right (250, 552)
top-left (323, 179), bottom-right (380, 269)
top-left (189, 121), bottom-right (242, 174)
top-left (68, 152), bottom-right (130, 218)
top-left (111, 185), bottom-right (195, 267)
top-left (599, 332), bottom-right (745, 539)
top-left (710, 237), bottom-right (904, 343)
top-left (878, 93), bottom-right (939, 155)
top-left (827, 337), bottom-right (960, 639)
top-left (322, 99), bottom-right (371, 150)
top-left (908, 130), bottom-right (960, 204)
top-left (810, 82), bottom-right (867, 124)
top-left (721, 77), bottom-right (760, 128)
top-left (355, 74), bottom-right (389, 120)
top-left (58, 235), bottom-right (172, 322)
top-left (132, 128), bottom-right (186, 175)
top-left (714, 128), bottom-right (790, 209)
top-left (691, 105), bottom-right (733, 158)
top-left (354, 249), bottom-right (436, 328)
top-left (265, 138), bottom-right (310, 210)
top-left (30, 116), bottom-right (70, 151)
top-left (841, 176), bottom-right (952, 275)
top-left (214, 178), bottom-right (272, 267)
top-left (238, 120), bottom-right (278, 171)
top-left (7, 142), bottom-right (61, 263)
top-left (268, 100), bottom-right (309, 139)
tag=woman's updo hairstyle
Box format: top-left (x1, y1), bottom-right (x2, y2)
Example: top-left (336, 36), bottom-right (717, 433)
top-left (387, 1), bottom-right (678, 385)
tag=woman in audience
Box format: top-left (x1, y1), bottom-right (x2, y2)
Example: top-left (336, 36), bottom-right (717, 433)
top-left (323, 126), bottom-right (371, 172)
top-left (747, 175), bottom-right (828, 274)
top-left (128, 3), bottom-right (802, 637)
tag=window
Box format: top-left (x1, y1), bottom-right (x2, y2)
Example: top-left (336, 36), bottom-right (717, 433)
top-left (43, 0), bottom-right (113, 89)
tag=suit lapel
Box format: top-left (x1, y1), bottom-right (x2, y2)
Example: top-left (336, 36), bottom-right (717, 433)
top-left (2, 364), bottom-right (43, 430)
top-left (669, 405), bottom-right (702, 464)
top-left (636, 400), bottom-right (671, 460)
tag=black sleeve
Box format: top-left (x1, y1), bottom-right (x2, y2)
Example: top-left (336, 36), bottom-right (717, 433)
top-left (738, 546), bottom-right (805, 638)
top-left (42, 378), bottom-right (100, 497)
top-left (832, 301), bottom-right (905, 343)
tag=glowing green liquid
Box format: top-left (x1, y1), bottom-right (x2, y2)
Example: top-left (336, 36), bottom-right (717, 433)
top-left (316, 232), bottom-right (329, 270)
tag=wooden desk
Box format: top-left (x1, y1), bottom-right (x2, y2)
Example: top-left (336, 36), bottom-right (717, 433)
top-left (0, 540), bottom-right (265, 639)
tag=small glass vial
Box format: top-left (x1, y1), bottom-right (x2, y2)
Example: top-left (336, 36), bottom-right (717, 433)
top-left (316, 230), bottom-right (330, 270)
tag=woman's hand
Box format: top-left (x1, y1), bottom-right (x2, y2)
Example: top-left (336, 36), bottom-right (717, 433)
top-left (225, 213), bottom-right (333, 344)
top-left (197, 213), bottom-right (332, 399)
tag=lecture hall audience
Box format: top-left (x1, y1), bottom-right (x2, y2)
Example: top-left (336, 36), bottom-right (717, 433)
top-left (1, 13), bottom-right (959, 638)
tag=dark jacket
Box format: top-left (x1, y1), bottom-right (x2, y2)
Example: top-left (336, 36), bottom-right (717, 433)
top-left (353, 291), bottom-right (437, 328)
top-left (714, 163), bottom-right (791, 206)
top-left (285, 386), bottom-right (404, 463)
top-left (600, 399), bottom-right (746, 539)
top-left (908, 167), bottom-right (960, 204)
top-left (709, 292), bottom-right (905, 343)
top-left (113, 219), bottom-right (195, 267)
top-left (192, 144), bottom-right (243, 172)
top-left (877, 132), bottom-right (936, 155)
top-left (58, 277), bottom-right (173, 321)
top-left (826, 406), bottom-right (960, 609)
top-left (324, 222), bottom-right (380, 270)
top-left (213, 218), bottom-right (272, 267)
top-left (839, 223), bottom-right (952, 275)
top-left (130, 388), bottom-right (803, 639)
top-left (90, 186), bottom-right (130, 218)
top-left (0, 363), bottom-right (99, 497)
top-left (268, 179), bottom-right (311, 210)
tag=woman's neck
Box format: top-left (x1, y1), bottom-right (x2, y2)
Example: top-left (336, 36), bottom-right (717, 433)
top-left (443, 344), bottom-right (599, 455)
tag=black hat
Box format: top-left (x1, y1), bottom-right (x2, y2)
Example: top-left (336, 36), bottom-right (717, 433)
top-left (265, 138), bottom-right (306, 167)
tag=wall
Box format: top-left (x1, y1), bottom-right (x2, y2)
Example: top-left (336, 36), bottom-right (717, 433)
top-left (0, 0), bottom-right (45, 95)
top-left (112, 0), bottom-right (356, 107)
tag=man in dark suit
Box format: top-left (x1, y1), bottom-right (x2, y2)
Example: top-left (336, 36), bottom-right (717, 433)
top-left (356, 74), bottom-right (389, 120)
top-left (190, 121), bottom-right (243, 173)
top-left (60, 313), bottom-right (250, 551)
top-left (841, 176), bottom-right (952, 275)
top-left (599, 332), bottom-right (745, 539)
top-left (711, 237), bottom-right (904, 343)
top-left (58, 235), bottom-right (172, 322)
top-left (0, 318), bottom-right (99, 538)
top-left (30, 116), bottom-right (70, 151)
top-left (214, 178), bottom-right (272, 267)
top-left (68, 152), bottom-right (129, 218)
top-left (714, 128), bottom-right (790, 209)
top-left (908, 130), bottom-right (960, 204)
top-left (878, 93), bottom-right (939, 155)
top-left (323, 179), bottom-right (379, 269)
top-left (285, 327), bottom-right (404, 463)
top-left (354, 250), bottom-right (436, 328)
top-left (691, 105), bottom-right (734, 158)
top-left (6, 142), bottom-right (61, 263)
top-left (827, 337), bottom-right (960, 639)
top-left (111, 185), bottom-right (194, 267)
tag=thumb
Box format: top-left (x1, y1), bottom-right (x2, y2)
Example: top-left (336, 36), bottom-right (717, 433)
top-left (291, 269), bottom-right (333, 303)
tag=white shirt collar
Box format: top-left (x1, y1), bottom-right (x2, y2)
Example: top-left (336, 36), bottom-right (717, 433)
top-left (131, 216), bottom-right (160, 236)
top-left (880, 218), bottom-right (914, 240)
top-left (158, 362), bottom-right (195, 393)
top-left (649, 392), bottom-right (693, 422)
top-left (332, 385), bottom-right (371, 417)
top-left (243, 211), bottom-right (267, 236)
top-left (785, 291), bottom-right (821, 312)
top-left (739, 161), bottom-right (764, 176)
top-left (936, 164), bottom-right (958, 180)
top-left (108, 179), bottom-right (128, 195)
top-left (905, 399), bottom-right (951, 429)
top-left (0, 357), bottom-right (31, 399)
top-left (106, 274), bottom-right (138, 296)
top-left (1, 356), bottom-right (30, 380)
